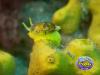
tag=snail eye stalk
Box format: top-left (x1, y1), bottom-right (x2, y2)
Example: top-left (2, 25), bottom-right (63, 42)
top-left (22, 22), bottom-right (30, 31)
top-left (22, 17), bottom-right (33, 31)
top-left (29, 17), bottom-right (33, 26)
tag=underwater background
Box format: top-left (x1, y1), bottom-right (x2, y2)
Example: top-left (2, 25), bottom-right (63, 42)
top-left (0, 0), bottom-right (100, 75)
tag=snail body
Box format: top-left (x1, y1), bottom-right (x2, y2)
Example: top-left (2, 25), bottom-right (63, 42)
top-left (23, 21), bottom-right (76, 75)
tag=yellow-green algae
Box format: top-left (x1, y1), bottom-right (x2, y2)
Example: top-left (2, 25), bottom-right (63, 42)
top-left (88, 0), bottom-right (100, 49)
top-left (52, 0), bottom-right (82, 34)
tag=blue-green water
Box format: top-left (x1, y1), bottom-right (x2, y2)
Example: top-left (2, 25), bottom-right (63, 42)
top-left (15, 57), bottom-right (28, 75)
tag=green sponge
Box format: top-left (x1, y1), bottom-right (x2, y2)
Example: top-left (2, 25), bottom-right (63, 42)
top-left (0, 51), bottom-right (16, 75)
top-left (88, 0), bottom-right (100, 49)
top-left (65, 39), bottom-right (100, 75)
top-left (52, 0), bottom-right (82, 34)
